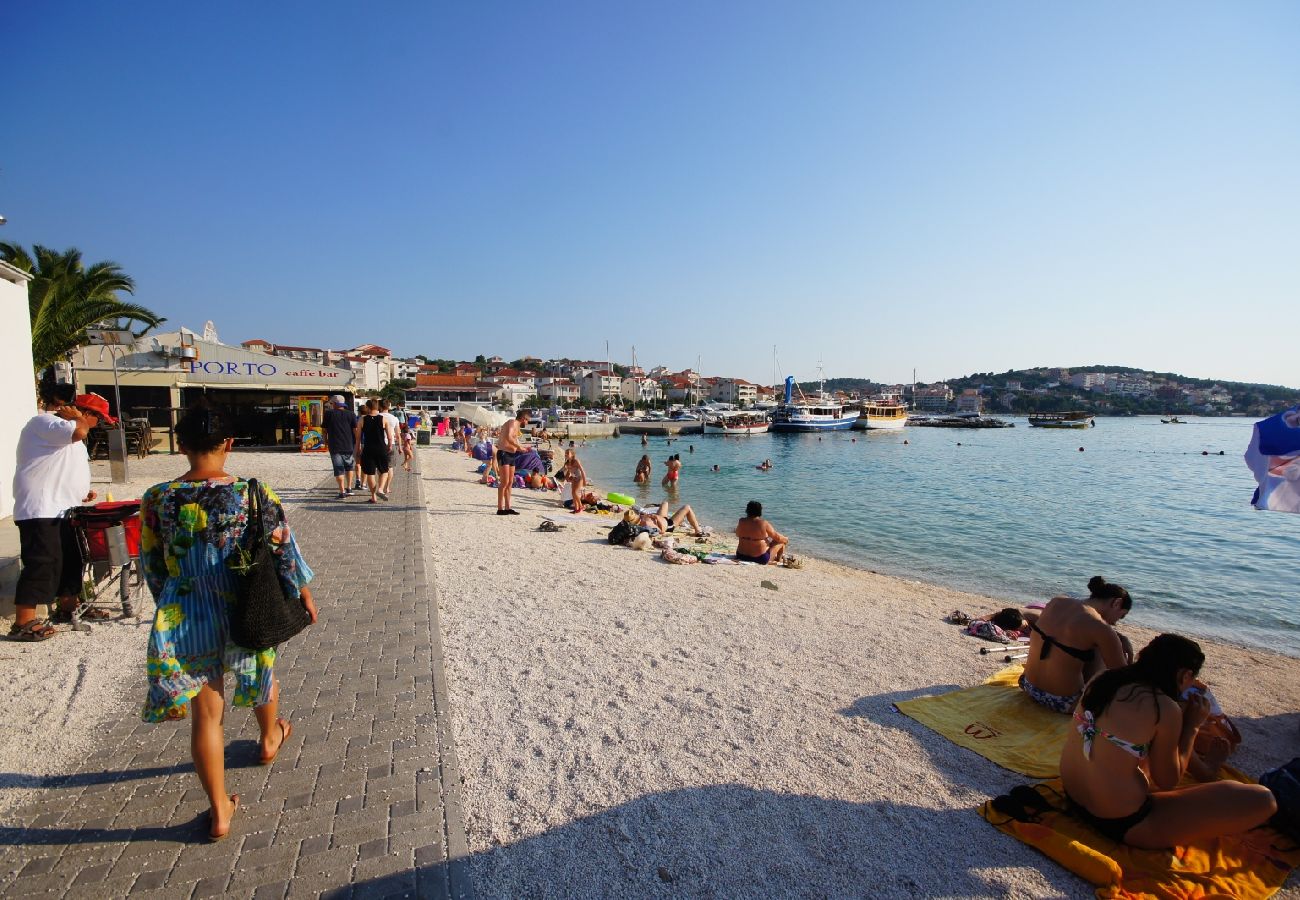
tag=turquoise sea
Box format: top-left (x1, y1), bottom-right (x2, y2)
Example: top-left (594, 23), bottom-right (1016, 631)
top-left (569, 416), bottom-right (1298, 656)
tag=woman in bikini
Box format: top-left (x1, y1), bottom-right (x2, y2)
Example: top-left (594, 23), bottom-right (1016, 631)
top-left (1060, 634), bottom-right (1274, 848)
top-left (662, 454), bottom-right (681, 489)
top-left (1019, 576), bottom-right (1132, 714)
top-left (564, 448), bottom-right (587, 515)
top-left (634, 455), bottom-right (652, 484)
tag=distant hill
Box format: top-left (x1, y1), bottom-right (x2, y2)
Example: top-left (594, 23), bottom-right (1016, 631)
top-left (803, 367), bottom-right (1298, 417)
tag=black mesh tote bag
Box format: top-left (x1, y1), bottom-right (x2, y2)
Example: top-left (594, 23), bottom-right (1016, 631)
top-left (229, 478), bottom-right (312, 651)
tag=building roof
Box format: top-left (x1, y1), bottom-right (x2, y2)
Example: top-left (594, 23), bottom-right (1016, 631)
top-left (415, 374), bottom-right (480, 387)
top-left (352, 344), bottom-right (392, 356)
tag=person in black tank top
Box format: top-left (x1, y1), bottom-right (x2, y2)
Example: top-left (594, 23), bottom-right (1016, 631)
top-left (356, 402), bottom-right (391, 503)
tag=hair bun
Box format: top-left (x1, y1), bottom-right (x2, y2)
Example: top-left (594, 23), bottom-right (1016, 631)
top-left (1088, 575), bottom-right (1107, 593)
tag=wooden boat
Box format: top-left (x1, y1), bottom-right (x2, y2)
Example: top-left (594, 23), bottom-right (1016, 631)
top-left (852, 396), bottom-right (908, 430)
top-left (1028, 411), bottom-right (1095, 429)
top-left (703, 411), bottom-right (770, 435)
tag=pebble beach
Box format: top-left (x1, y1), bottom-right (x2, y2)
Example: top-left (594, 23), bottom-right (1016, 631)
top-left (2, 440), bottom-right (1298, 897)
top-left (417, 438), bottom-right (1300, 898)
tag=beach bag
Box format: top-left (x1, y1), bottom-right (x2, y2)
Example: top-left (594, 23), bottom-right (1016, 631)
top-left (229, 479), bottom-right (312, 651)
top-left (607, 519), bottom-right (635, 545)
top-left (1260, 757), bottom-right (1300, 842)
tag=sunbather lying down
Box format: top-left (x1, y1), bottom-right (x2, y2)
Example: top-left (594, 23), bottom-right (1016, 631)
top-left (638, 502), bottom-right (705, 537)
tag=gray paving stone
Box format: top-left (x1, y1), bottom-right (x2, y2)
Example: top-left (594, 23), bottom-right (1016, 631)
top-left (1, 461), bottom-right (472, 899)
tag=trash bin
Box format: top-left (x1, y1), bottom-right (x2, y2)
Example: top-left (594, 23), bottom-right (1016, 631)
top-left (416, 429), bottom-right (431, 446)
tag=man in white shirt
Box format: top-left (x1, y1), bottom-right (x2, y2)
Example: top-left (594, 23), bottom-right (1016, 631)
top-left (10, 386), bottom-right (105, 640)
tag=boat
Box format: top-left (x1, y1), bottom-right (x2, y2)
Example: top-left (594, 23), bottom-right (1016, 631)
top-left (1028, 411), bottom-right (1095, 429)
top-left (770, 375), bottom-right (859, 432)
top-left (703, 410), bottom-right (770, 435)
top-left (1161, 416), bottom-right (1186, 424)
top-left (852, 394), bottom-right (909, 430)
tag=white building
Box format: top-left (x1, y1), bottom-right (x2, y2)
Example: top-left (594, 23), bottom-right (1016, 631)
top-left (334, 355), bottom-right (388, 392)
top-left (956, 389), bottom-right (983, 414)
top-left (493, 382), bottom-right (536, 411)
top-left (0, 261), bottom-right (36, 518)
top-left (537, 379), bottom-right (580, 405)
top-left (708, 378), bottom-right (757, 406)
top-left (580, 371), bottom-right (623, 404)
top-left (620, 376), bottom-right (663, 406)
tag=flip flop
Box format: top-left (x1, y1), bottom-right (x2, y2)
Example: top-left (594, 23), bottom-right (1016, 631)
top-left (208, 794), bottom-right (240, 842)
top-left (259, 719), bottom-right (293, 765)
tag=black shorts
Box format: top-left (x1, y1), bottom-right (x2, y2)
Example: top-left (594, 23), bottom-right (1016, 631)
top-left (496, 450), bottom-right (517, 467)
top-left (360, 450), bottom-right (390, 475)
top-left (15, 518), bottom-right (84, 606)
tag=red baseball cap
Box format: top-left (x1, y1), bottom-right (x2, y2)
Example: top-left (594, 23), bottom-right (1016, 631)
top-left (74, 393), bottom-right (118, 425)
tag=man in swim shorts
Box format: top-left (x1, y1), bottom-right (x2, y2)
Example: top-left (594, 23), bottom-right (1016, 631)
top-left (495, 409), bottom-right (529, 515)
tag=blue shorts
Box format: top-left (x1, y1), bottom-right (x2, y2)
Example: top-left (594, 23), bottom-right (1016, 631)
top-left (330, 452), bottom-right (355, 476)
top-left (735, 550), bottom-right (772, 565)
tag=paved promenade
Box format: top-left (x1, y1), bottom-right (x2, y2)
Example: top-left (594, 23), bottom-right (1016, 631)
top-left (0, 455), bottom-right (473, 899)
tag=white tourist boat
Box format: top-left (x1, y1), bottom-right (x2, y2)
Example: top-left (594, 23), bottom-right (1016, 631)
top-left (770, 375), bottom-right (859, 432)
top-left (703, 410), bottom-right (770, 435)
top-left (852, 395), bottom-right (909, 430)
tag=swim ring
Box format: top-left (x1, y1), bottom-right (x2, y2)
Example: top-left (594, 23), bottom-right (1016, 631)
top-left (607, 492), bottom-right (635, 506)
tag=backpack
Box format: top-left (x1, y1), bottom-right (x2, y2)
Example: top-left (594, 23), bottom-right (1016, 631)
top-left (607, 519), bottom-right (635, 545)
top-left (1259, 757), bottom-right (1300, 841)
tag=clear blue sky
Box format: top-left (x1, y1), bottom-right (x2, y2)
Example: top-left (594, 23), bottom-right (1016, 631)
top-left (6, 2), bottom-right (1298, 388)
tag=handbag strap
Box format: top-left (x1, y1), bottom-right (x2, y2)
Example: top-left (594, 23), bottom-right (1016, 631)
top-left (245, 477), bottom-right (266, 544)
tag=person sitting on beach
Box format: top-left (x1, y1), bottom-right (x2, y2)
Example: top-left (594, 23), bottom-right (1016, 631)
top-left (1059, 633), bottom-right (1275, 849)
top-left (563, 448), bottom-right (587, 515)
top-left (1019, 576), bottom-right (1132, 715)
top-left (734, 500), bottom-right (787, 565)
top-left (637, 501), bottom-right (705, 537)
top-left (634, 454), bottom-right (652, 484)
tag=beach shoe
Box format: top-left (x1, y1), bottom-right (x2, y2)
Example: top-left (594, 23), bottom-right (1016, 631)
top-left (7, 620), bottom-right (57, 641)
top-left (336, 492), bottom-right (346, 500)
top-left (946, 610), bottom-right (971, 626)
top-left (377, 491), bottom-right (389, 501)
top-left (538, 519), bottom-right (566, 532)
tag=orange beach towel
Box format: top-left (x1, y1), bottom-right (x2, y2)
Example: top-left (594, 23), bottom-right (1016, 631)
top-left (981, 775), bottom-right (1300, 899)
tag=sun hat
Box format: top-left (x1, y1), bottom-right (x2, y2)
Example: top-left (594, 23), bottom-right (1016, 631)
top-left (74, 393), bottom-right (117, 425)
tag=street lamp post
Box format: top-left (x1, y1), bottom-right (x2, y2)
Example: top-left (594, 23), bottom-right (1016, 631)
top-left (86, 329), bottom-right (136, 484)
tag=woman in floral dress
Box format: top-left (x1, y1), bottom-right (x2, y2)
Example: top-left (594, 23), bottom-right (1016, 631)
top-left (139, 406), bottom-right (317, 840)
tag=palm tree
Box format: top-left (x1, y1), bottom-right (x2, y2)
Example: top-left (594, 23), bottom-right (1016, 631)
top-left (0, 243), bottom-right (165, 374)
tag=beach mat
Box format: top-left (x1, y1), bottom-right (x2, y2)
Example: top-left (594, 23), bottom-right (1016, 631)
top-left (895, 664), bottom-right (1070, 778)
top-left (980, 774), bottom-right (1300, 900)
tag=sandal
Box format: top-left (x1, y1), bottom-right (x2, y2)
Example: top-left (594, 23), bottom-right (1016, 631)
top-left (260, 719), bottom-right (293, 765)
top-left (208, 794), bottom-right (240, 842)
top-left (7, 620), bottom-right (57, 642)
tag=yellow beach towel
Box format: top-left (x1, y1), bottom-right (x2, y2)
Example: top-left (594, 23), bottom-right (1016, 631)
top-left (895, 664), bottom-right (1070, 778)
top-left (981, 776), bottom-right (1300, 899)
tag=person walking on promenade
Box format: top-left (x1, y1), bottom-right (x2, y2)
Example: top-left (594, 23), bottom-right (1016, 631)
top-left (138, 405), bottom-right (317, 841)
top-left (355, 401), bottom-right (391, 503)
top-left (399, 422), bottom-right (415, 472)
top-left (495, 409), bottom-right (528, 515)
top-left (734, 500), bottom-right (788, 565)
top-left (378, 399), bottom-right (400, 498)
top-left (9, 386), bottom-right (103, 640)
top-left (322, 395), bottom-right (357, 499)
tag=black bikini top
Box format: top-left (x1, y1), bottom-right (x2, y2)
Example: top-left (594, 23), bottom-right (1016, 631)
top-left (1030, 621), bottom-right (1095, 663)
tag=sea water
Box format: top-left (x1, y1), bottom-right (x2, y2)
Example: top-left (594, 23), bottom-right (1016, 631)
top-left (567, 416), bottom-right (1298, 656)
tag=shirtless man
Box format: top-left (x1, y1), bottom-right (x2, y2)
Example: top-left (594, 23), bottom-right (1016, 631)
top-left (1019, 576), bottom-right (1131, 714)
top-left (637, 501), bottom-right (704, 537)
top-left (734, 500), bottom-right (787, 565)
top-left (495, 409), bottom-right (529, 515)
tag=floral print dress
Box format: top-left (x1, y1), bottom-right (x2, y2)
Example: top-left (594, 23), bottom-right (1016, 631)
top-left (139, 477), bottom-right (313, 722)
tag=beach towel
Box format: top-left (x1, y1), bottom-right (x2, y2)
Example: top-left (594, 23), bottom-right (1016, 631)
top-left (895, 664), bottom-right (1070, 778)
top-left (981, 774), bottom-right (1300, 900)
